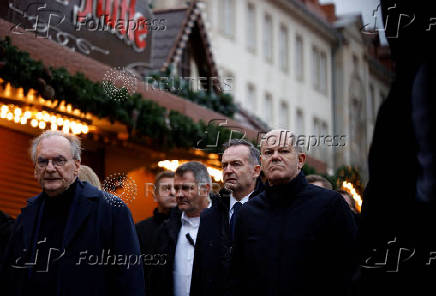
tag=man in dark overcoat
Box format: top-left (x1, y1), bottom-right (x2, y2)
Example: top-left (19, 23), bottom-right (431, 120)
top-left (231, 130), bottom-right (357, 296)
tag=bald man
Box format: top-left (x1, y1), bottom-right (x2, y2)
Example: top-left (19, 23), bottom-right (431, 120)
top-left (230, 130), bottom-right (357, 296)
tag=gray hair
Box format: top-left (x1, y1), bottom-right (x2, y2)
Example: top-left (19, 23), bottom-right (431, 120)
top-left (223, 139), bottom-right (260, 165)
top-left (175, 161), bottom-right (211, 186)
top-left (30, 131), bottom-right (82, 163)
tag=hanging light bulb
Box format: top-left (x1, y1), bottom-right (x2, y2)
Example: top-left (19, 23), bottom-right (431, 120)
top-left (81, 124), bottom-right (88, 134)
top-left (14, 108), bottom-right (22, 116)
top-left (31, 119), bottom-right (38, 127)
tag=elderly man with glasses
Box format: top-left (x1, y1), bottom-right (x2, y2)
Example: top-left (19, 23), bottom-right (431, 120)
top-left (1, 131), bottom-right (145, 296)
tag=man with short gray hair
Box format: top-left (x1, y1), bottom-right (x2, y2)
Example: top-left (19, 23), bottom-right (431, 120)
top-left (147, 161), bottom-right (213, 296)
top-left (2, 131), bottom-right (145, 296)
top-left (231, 130), bottom-right (357, 296)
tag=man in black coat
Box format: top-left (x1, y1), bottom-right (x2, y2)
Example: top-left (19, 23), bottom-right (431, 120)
top-left (0, 210), bottom-right (14, 265)
top-left (190, 139), bottom-right (263, 296)
top-left (231, 130), bottom-right (357, 296)
top-left (136, 171), bottom-right (176, 296)
top-left (1, 131), bottom-right (144, 296)
top-left (146, 161), bottom-right (213, 296)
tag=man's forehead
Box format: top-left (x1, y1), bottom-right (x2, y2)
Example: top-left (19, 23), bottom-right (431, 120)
top-left (37, 136), bottom-right (72, 156)
top-left (222, 145), bottom-right (250, 161)
top-left (261, 130), bottom-right (295, 148)
top-left (159, 177), bottom-right (174, 184)
top-left (174, 171), bottom-right (195, 183)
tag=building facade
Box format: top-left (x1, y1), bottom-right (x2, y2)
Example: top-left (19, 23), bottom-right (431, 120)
top-left (153, 0), bottom-right (393, 179)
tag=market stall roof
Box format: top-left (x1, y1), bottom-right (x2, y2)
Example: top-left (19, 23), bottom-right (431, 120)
top-left (0, 18), bottom-right (258, 140)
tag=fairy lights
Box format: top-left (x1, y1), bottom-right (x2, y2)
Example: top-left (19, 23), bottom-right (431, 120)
top-left (0, 80), bottom-right (91, 135)
top-left (0, 103), bottom-right (89, 135)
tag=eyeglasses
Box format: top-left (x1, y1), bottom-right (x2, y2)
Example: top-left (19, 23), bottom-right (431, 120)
top-left (36, 156), bottom-right (70, 168)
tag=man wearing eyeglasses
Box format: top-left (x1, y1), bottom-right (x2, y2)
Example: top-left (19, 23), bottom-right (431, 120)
top-left (1, 131), bottom-right (144, 296)
top-left (230, 130), bottom-right (357, 296)
top-left (147, 161), bottom-right (212, 296)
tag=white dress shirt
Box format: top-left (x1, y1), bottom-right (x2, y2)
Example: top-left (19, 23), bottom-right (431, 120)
top-left (173, 202), bottom-right (211, 296)
top-left (229, 192), bottom-right (251, 221)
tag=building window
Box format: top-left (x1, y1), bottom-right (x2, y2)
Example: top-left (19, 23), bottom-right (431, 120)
top-left (353, 54), bottom-right (359, 73)
top-left (264, 93), bottom-right (273, 123)
top-left (369, 84), bottom-right (375, 120)
top-left (246, 83), bottom-right (256, 112)
top-left (279, 24), bottom-right (289, 73)
top-left (320, 51), bottom-right (327, 93)
top-left (246, 2), bottom-right (256, 52)
top-left (296, 108), bottom-right (304, 135)
top-left (312, 117), bottom-right (322, 157)
top-left (312, 47), bottom-right (327, 94)
top-left (313, 117), bottom-right (321, 135)
top-left (312, 47), bottom-right (320, 90)
top-left (219, 0), bottom-right (235, 38)
top-left (321, 121), bottom-right (328, 161)
top-left (263, 13), bottom-right (273, 63)
top-left (279, 100), bottom-right (289, 128)
top-left (295, 35), bottom-right (303, 80)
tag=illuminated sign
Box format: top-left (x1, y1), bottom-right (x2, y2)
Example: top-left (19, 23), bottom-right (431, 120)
top-left (5, 0), bottom-right (153, 67)
top-left (74, 0), bottom-right (148, 52)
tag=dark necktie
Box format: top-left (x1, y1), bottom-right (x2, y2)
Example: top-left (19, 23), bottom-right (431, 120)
top-left (230, 201), bottom-right (242, 240)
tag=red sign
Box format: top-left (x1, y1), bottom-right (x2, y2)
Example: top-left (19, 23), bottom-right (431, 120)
top-left (74, 0), bottom-right (148, 51)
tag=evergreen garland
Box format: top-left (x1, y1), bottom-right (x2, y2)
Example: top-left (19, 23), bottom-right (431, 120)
top-left (147, 69), bottom-right (236, 118)
top-left (0, 37), bottom-right (238, 150)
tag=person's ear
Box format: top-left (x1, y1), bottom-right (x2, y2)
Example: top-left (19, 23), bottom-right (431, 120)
top-left (199, 183), bottom-right (211, 196)
top-left (297, 153), bottom-right (306, 170)
top-left (253, 164), bottom-right (261, 178)
top-left (260, 155), bottom-right (265, 170)
top-left (74, 160), bottom-right (81, 177)
top-left (152, 192), bottom-right (158, 203)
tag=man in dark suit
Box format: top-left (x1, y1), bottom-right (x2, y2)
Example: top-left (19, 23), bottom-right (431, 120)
top-left (190, 139), bottom-right (263, 296)
top-left (136, 171), bottom-right (176, 296)
top-left (231, 130), bottom-right (357, 296)
top-left (1, 131), bottom-right (144, 296)
top-left (147, 161), bottom-right (212, 296)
